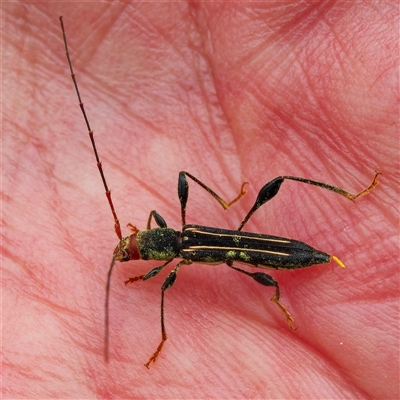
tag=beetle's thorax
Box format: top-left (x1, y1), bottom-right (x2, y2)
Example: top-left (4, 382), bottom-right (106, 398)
top-left (113, 228), bottom-right (181, 262)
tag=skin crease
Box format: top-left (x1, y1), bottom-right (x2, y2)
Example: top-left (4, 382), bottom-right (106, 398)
top-left (2, 2), bottom-right (398, 399)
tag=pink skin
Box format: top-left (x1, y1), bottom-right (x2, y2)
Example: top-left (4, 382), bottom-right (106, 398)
top-left (3, 3), bottom-right (398, 399)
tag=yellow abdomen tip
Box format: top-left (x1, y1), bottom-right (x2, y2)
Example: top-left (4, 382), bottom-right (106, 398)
top-left (332, 256), bottom-right (346, 269)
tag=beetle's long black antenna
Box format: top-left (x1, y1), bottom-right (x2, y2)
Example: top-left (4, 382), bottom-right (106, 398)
top-left (104, 256), bottom-right (116, 362)
top-left (59, 16), bottom-right (122, 240)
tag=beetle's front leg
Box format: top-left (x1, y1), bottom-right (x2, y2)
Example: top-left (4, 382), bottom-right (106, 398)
top-left (145, 259), bottom-right (192, 368)
top-left (124, 259), bottom-right (173, 286)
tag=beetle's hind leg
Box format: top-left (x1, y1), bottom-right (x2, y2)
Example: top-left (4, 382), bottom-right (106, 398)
top-left (237, 171), bottom-right (380, 231)
top-left (270, 293), bottom-right (296, 331)
top-left (227, 263), bottom-right (296, 331)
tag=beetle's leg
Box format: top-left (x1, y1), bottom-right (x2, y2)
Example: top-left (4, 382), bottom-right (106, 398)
top-left (146, 210), bottom-right (167, 230)
top-left (145, 260), bottom-right (192, 368)
top-left (105, 259), bottom-right (174, 362)
top-left (237, 171), bottom-right (380, 231)
top-left (124, 259), bottom-right (173, 286)
top-left (179, 171), bottom-right (248, 226)
top-left (227, 263), bottom-right (296, 331)
top-left (127, 223), bottom-right (140, 234)
top-left (127, 210), bottom-right (167, 232)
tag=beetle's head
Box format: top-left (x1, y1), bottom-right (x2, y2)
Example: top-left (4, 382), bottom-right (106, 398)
top-left (113, 232), bottom-right (140, 262)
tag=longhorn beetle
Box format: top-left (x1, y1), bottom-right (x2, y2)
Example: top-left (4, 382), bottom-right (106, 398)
top-left (59, 16), bottom-right (380, 368)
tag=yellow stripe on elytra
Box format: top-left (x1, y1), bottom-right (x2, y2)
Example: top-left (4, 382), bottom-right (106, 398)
top-left (184, 227), bottom-right (291, 244)
top-left (181, 246), bottom-right (290, 256)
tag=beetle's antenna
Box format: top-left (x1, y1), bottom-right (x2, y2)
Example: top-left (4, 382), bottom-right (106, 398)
top-left (104, 256), bottom-right (116, 362)
top-left (59, 16), bottom-right (122, 240)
